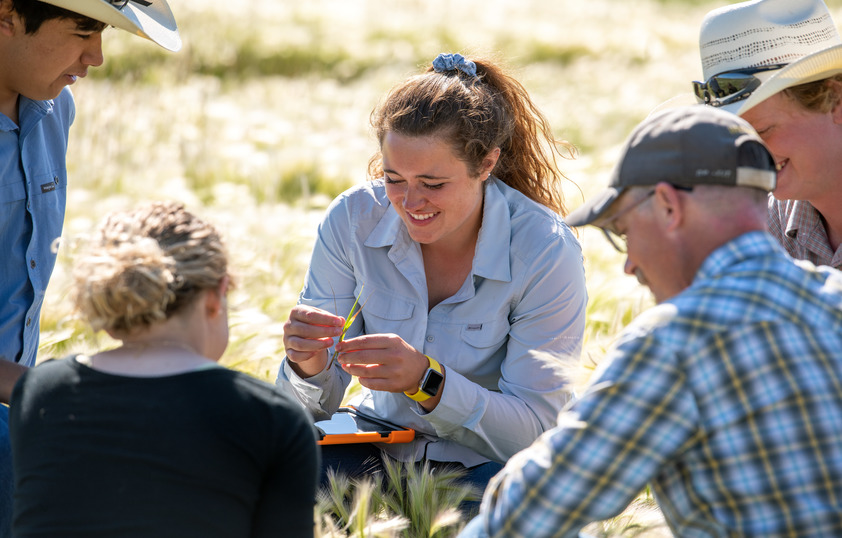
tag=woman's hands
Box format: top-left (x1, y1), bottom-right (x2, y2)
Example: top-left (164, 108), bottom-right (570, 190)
top-left (335, 334), bottom-right (445, 411)
top-left (284, 305), bottom-right (444, 410)
top-left (283, 305), bottom-right (344, 378)
top-left (333, 334), bottom-right (425, 392)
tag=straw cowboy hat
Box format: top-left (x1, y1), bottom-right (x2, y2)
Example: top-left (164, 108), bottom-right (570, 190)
top-left (41, 0), bottom-right (181, 52)
top-left (658, 0), bottom-right (842, 116)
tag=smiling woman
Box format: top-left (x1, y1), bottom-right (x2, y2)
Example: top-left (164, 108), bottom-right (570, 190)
top-left (276, 52), bottom-right (588, 501)
top-left (381, 132), bottom-right (489, 246)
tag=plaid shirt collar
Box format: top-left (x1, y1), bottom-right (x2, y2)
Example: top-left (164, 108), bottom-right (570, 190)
top-left (782, 199), bottom-right (842, 267)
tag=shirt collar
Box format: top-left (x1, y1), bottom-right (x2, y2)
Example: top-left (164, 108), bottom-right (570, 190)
top-left (783, 199), bottom-right (823, 239)
top-left (694, 231), bottom-right (782, 282)
top-left (1, 96), bottom-right (55, 134)
top-left (474, 177), bottom-right (512, 282)
top-left (364, 177), bottom-right (513, 282)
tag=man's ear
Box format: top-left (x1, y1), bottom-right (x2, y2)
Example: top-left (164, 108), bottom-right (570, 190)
top-left (652, 182), bottom-right (685, 232)
top-left (0, 0), bottom-right (18, 37)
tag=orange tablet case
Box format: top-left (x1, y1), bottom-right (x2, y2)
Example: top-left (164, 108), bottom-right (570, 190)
top-left (316, 406), bottom-right (415, 446)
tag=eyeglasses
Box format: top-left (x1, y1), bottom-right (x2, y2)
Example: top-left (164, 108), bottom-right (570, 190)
top-left (599, 185), bottom-right (693, 253)
top-left (600, 190), bottom-right (655, 254)
top-left (692, 64), bottom-right (785, 108)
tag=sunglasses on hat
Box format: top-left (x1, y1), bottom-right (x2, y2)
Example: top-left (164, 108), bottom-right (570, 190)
top-left (108, 0), bottom-right (152, 8)
top-left (692, 64), bottom-right (785, 107)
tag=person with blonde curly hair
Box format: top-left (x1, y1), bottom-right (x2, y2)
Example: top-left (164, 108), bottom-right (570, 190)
top-left (10, 201), bottom-right (319, 538)
top-left (278, 53), bottom-right (587, 498)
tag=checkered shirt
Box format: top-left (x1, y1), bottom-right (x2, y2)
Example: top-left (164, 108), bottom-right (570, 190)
top-left (476, 232), bottom-right (842, 538)
top-left (769, 197), bottom-right (842, 269)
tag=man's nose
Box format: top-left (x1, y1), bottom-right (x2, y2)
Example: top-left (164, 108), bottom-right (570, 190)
top-left (82, 33), bottom-right (104, 68)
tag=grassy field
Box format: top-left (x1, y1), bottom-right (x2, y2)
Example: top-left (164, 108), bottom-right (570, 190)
top-left (34, 0), bottom-right (842, 535)
top-left (40, 0), bottom-right (733, 375)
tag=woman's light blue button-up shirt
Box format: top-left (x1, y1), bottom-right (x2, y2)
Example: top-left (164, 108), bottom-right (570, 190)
top-left (278, 177), bottom-right (587, 466)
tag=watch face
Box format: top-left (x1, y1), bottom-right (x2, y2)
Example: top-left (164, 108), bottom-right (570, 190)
top-left (421, 369), bottom-right (444, 397)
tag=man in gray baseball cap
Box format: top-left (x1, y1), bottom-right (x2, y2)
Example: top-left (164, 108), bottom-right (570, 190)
top-left (460, 105), bottom-right (842, 537)
top-left (566, 105), bottom-right (776, 303)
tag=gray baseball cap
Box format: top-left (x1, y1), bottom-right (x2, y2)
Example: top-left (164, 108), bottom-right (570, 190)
top-left (566, 106), bottom-right (776, 227)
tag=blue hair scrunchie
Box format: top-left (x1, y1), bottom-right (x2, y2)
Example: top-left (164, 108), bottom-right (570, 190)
top-left (432, 53), bottom-right (478, 79)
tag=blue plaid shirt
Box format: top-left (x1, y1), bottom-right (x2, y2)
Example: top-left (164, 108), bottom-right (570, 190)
top-left (470, 232), bottom-right (842, 537)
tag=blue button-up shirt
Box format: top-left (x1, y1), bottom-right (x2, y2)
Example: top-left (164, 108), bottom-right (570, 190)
top-left (470, 232), bottom-right (842, 537)
top-left (0, 89), bottom-right (73, 366)
top-left (277, 177), bottom-right (587, 466)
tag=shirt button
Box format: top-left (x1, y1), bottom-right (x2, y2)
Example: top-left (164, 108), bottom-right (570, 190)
top-left (426, 335), bottom-right (434, 342)
top-left (26, 318), bottom-right (31, 327)
top-left (54, 176), bottom-right (59, 184)
top-left (30, 259), bottom-right (36, 269)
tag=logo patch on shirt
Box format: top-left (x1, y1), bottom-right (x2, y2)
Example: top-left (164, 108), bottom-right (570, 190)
top-left (40, 182), bottom-right (56, 193)
top-left (467, 323), bottom-right (483, 331)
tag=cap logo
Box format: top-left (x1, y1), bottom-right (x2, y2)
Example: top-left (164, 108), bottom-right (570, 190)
top-left (695, 169), bottom-right (733, 178)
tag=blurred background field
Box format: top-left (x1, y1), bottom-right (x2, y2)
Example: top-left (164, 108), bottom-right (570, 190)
top-left (41, 0), bottom-right (753, 373)
top-left (34, 0), bottom-right (842, 533)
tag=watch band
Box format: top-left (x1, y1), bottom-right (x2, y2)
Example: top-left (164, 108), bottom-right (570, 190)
top-left (404, 355), bottom-right (443, 402)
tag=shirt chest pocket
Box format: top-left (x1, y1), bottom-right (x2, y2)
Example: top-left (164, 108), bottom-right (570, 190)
top-left (1, 171), bottom-right (65, 206)
top-left (30, 171), bottom-right (65, 200)
top-left (445, 316), bottom-right (511, 376)
top-left (359, 290), bottom-right (416, 336)
top-left (459, 318), bottom-right (510, 350)
top-left (0, 177), bottom-right (26, 204)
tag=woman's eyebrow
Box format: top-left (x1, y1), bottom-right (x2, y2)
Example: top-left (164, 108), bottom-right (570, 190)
top-left (383, 168), bottom-right (448, 180)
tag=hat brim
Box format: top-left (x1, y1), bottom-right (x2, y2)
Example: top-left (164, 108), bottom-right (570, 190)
top-left (41, 0), bottom-right (181, 52)
top-left (658, 45), bottom-right (842, 117)
top-left (735, 44), bottom-right (842, 115)
top-left (565, 187), bottom-right (625, 227)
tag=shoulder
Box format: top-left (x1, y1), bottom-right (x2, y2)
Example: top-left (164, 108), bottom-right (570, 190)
top-left (54, 87), bottom-right (75, 109)
top-left (319, 180), bottom-right (392, 243)
top-left (11, 357), bottom-right (76, 406)
top-left (660, 241), bottom-right (824, 329)
top-left (492, 180), bottom-right (581, 259)
top-left (19, 356), bottom-right (75, 380)
top-left (212, 369), bottom-right (313, 420)
top-left (327, 180), bottom-right (389, 213)
top-left (323, 181), bottom-right (389, 224)
top-left (50, 87), bottom-right (76, 126)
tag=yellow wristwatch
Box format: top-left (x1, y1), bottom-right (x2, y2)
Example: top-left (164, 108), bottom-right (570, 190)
top-left (404, 356), bottom-right (444, 402)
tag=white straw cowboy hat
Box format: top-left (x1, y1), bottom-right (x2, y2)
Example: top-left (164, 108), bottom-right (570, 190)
top-left (655, 0), bottom-right (842, 117)
top-left (41, 0), bottom-right (181, 52)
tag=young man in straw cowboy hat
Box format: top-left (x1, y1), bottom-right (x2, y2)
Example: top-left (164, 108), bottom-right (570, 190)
top-left (0, 0), bottom-right (179, 533)
top-left (691, 0), bottom-right (842, 269)
top-left (460, 105), bottom-right (842, 538)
